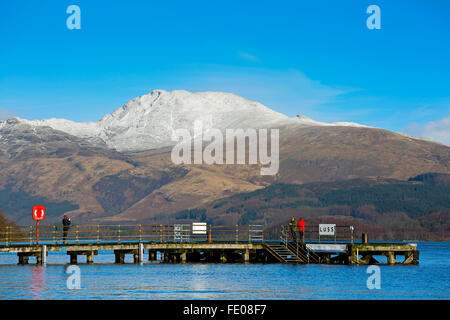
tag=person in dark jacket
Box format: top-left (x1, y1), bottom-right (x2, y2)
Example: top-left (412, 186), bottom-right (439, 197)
top-left (289, 217), bottom-right (297, 242)
top-left (62, 215), bottom-right (71, 244)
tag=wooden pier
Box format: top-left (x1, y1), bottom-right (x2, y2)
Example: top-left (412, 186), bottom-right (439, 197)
top-left (0, 224), bottom-right (419, 265)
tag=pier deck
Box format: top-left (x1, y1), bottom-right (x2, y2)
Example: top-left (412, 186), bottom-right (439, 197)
top-left (0, 224), bottom-right (419, 265)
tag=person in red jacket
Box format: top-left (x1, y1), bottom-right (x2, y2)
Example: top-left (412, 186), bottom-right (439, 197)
top-left (298, 218), bottom-right (306, 243)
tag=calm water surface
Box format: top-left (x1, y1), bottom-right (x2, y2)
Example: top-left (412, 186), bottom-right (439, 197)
top-left (0, 242), bottom-right (448, 299)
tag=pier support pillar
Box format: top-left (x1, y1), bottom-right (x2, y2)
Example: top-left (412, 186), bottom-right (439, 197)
top-left (348, 253), bottom-right (358, 265)
top-left (387, 252), bottom-right (396, 265)
top-left (137, 243), bottom-right (144, 264)
top-left (18, 253), bottom-right (30, 265)
top-left (114, 252), bottom-right (125, 264)
top-left (403, 252), bottom-right (413, 264)
top-left (148, 251), bottom-right (156, 261)
top-left (413, 251), bottom-right (420, 265)
top-left (220, 251), bottom-right (227, 263)
top-left (70, 253), bottom-right (77, 264)
top-left (40, 245), bottom-right (47, 265)
top-left (180, 251), bottom-right (187, 264)
top-left (86, 251), bottom-right (95, 264)
top-left (404, 251), bottom-right (419, 265)
top-left (244, 249), bottom-right (250, 263)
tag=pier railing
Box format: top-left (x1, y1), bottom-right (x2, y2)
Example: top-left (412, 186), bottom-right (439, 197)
top-left (282, 224), bottom-right (356, 243)
top-left (0, 224), bottom-right (264, 246)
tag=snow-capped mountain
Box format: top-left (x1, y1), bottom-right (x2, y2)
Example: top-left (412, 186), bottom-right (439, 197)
top-left (2, 89), bottom-right (367, 152)
top-left (0, 90), bottom-right (449, 227)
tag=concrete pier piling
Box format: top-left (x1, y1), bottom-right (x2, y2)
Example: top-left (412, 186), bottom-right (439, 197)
top-left (69, 253), bottom-right (77, 264)
top-left (114, 251), bottom-right (125, 264)
top-left (348, 243), bottom-right (418, 265)
top-left (86, 251), bottom-right (95, 264)
top-left (18, 253), bottom-right (30, 265)
top-left (243, 249), bottom-right (250, 263)
top-left (148, 250), bottom-right (156, 261)
top-left (387, 251), bottom-right (396, 265)
top-left (180, 252), bottom-right (187, 264)
top-left (16, 247), bottom-right (48, 265)
top-left (67, 250), bottom-right (97, 264)
top-left (41, 245), bottom-right (47, 265)
top-left (138, 243), bottom-right (144, 264)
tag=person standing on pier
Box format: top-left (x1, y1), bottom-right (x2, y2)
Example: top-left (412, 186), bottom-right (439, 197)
top-left (62, 215), bottom-right (71, 244)
top-left (298, 218), bottom-right (306, 243)
top-left (289, 217), bottom-right (297, 242)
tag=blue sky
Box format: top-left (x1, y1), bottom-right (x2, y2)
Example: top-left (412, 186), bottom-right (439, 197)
top-left (0, 0), bottom-right (449, 144)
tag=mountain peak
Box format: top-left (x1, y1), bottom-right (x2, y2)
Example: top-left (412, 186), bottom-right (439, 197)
top-left (1, 90), bottom-right (373, 152)
top-left (4, 90), bottom-right (288, 151)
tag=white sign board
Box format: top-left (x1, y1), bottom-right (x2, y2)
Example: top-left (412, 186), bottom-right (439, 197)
top-left (192, 222), bottom-right (207, 235)
top-left (306, 244), bottom-right (346, 253)
top-left (319, 224), bottom-right (336, 236)
top-left (174, 224), bottom-right (190, 241)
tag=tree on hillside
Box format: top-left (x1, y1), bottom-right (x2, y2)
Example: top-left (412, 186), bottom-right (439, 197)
top-left (0, 209), bottom-right (13, 227)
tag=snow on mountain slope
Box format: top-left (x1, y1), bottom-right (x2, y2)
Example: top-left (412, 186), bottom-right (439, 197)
top-left (2, 89), bottom-right (368, 152)
top-left (96, 89), bottom-right (290, 151)
top-left (272, 115), bottom-right (370, 128)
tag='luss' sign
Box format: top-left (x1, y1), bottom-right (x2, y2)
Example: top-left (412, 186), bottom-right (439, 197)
top-left (319, 224), bottom-right (336, 236)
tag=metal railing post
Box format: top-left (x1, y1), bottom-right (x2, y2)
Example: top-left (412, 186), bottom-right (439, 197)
top-left (5, 226), bottom-right (9, 246)
top-left (281, 225), bottom-right (287, 246)
top-left (160, 225), bottom-right (163, 242)
top-left (139, 224), bottom-right (142, 242)
top-left (53, 225), bottom-right (56, 244)
top-left (350, 226), bottom-right (354, 243)
top-left (97, 225), bottom-right (100, 244)
top-left (118, 225), bottom-right (121, 243)
top-left (29, 226), bottom-right (32, 245)
top-left (76, 225), bottom-right (79, 244)
top-left (261, 226), bottom-right (264, 242)
top-left (236, 224), bottom-right (238, 243)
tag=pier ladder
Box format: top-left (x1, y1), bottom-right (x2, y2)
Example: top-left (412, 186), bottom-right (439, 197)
top-left (265, 243), bottom-right (304, 263)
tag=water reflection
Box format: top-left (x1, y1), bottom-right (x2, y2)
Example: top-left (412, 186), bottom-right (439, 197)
top-left (188, 264), bottom-right (215, 299)
top-left (0, 243), bottom-right (448, 299)
top-left (30, 266), bottom-right (46, 300)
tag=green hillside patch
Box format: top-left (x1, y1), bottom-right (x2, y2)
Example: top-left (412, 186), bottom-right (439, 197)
top-left (259, 182), bottom-right (450, 218)
top-left (92, 167), bottom-right (188, 215)
top-left (210, 175), bottom-right (450, 225)
top-left (317, 183), bottom-right (450, 217)
top-left (0, 187), bottom-right (79, 225)
top-left (171, 208), bottom-right (207, 221)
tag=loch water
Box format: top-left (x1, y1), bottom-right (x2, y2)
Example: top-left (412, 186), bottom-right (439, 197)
top-left (0, 242), bottom-right (448, 299)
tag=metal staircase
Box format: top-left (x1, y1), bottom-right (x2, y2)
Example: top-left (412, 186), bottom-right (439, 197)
top-left (265, 243), bottom-right (304, 263)
top-left (286, 241), bottom-right (321, 264)
top-left (282, 225), bottom-right (321, 264)
top-left (264, 225), bottom-right (322, 264)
